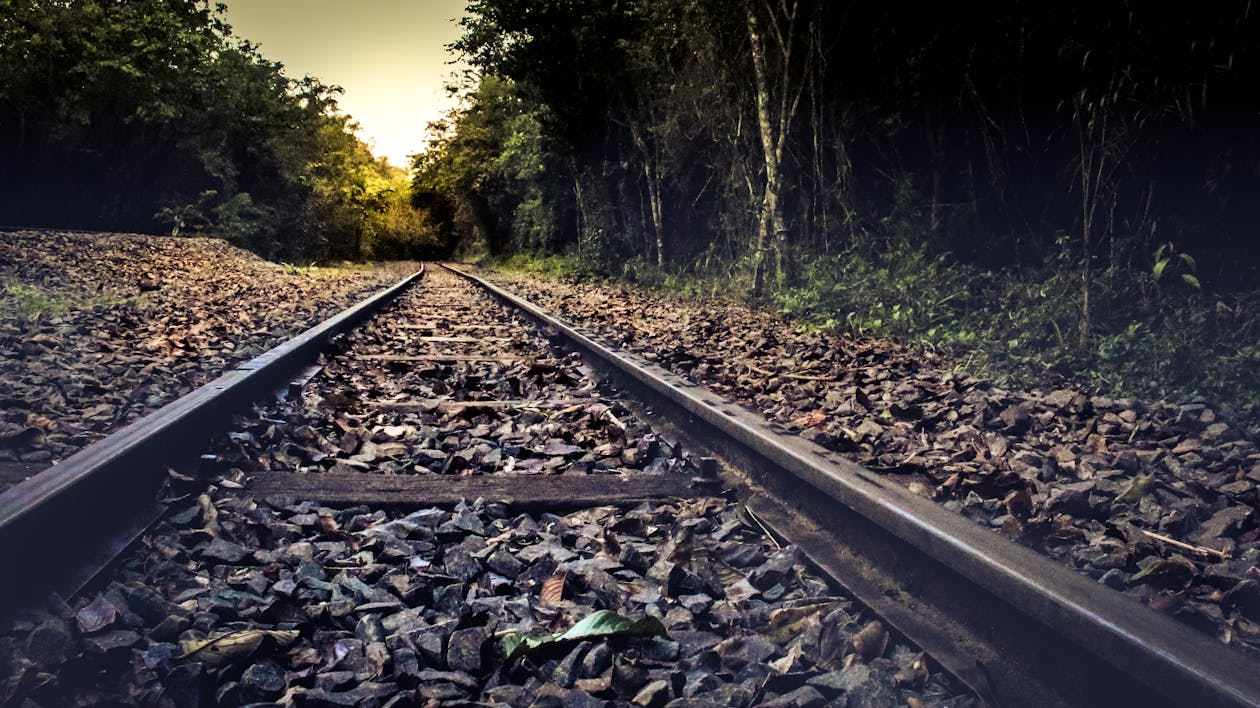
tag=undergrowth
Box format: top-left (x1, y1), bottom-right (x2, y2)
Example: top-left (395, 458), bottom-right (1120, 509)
top-left (281, 261), bottom-right (381, 277)
top-left (495, 252), bottom-right (597, 279)
top-left (486, 243), bottom-right (1260, 417)
top-left (773, 241), bottom-right (1260, 415)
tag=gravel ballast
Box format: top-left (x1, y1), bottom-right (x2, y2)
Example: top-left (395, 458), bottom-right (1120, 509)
top-left (0, 267), bottom-right (974, 706)
top-left (481, 268), bottom-right (1260, 659)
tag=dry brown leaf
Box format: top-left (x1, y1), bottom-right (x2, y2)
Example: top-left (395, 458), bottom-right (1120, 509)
top-left (852, 620), bottom-right (889, 662)
top-left (196, 492), bottom-right (219, 535)
top-left (791, 410), bottom-right (827, 429)
top-left (541, 573), bottom-right (566, 603)
top-left (179, 629), bottom-right (299, 666)
top-left (1003, 489), bottom-right (1033, 518)
top-left (765, 601), bottom-right (838, 643)
top-left (712, 558), bottom-right (745, 587)
top-left (769, 644), bottom-right (806, 673)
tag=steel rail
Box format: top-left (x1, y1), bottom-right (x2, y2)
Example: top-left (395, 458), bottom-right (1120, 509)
top-left (0, 265), bottom-right (425, 615)
top-left (442, 262), bottom-right (1260, 708)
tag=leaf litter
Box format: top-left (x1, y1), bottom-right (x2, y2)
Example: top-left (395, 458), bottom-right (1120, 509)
top-left (486, 268), bottom-right (1260, 658)
top-left (0, 230), bottom-right (417, 490)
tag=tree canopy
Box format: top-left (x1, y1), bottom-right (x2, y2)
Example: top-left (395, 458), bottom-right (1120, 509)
top-left (0, 0), bottom-right (450, 260)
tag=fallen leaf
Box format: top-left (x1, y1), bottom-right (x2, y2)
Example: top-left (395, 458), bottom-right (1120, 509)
top-left (765, 602), bottom-right (838, 643)
top-left (1003, 489), bottom-right (1033, 518)
top-left (791, 410), bottom-right (827, 429)
top-left (501, 610), bottom-right (667, 661)
top-left (179, 629), bottom-right (299, 666)
top-left (1117, 473), bottom-right (1156, 503)
top-left (851, 620), bottom-right (889, 662)
top-left (769, 644), bottom-right (806, 673)
top-left (541, 573), bottom-right (566, 603)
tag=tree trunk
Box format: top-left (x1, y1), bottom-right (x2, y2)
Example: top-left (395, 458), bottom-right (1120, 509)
top-left (647, 166), bottom-right (665, 268)
top-left (745, 0), bottom-right (807, 296)
top-left (747, 4), bottom-right (776, 296)
top-left (630, 123), bottom-right (666, 269)
top-left (1074, 102), bottom-right (1104, 348)
top-left (571, 162), bottom-right (587, 259)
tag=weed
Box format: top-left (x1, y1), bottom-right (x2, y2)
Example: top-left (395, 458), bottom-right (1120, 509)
top-left (0, 281), bottom-right (145, 320)
top-left (496, 251), bottom-right (597, 279)
top-left (0, 283), bottom-right (69, 317)
top-left (281, 262), bottom-right (316, 276)
top-left (489, 238), bottom-right (1260, 415)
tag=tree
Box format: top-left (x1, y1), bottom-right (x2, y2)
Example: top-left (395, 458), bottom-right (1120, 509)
top-left (426, 0), bottom-right (1260, 296)
top-left (0, 0), bottom-right (436, 261)
top-left (744, 0), bottom-right (814, 295)
top-left (411, 76), bottom-right (556, 255)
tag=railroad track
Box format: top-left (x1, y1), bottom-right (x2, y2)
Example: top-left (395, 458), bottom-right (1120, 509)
top-left (0, 263), bottom-right (1256, 706)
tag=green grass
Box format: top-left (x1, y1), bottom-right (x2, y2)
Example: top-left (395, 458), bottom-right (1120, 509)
top-left (281, 260), bottom-right (386, 278)
top-left (772, 243), bottom-right (1260, 414)
top-left (0, 281), bottom-right (144, 320)
top-left (0, 283), bottom-right (70, 317)
top-left (281, 262), bottom-right (314, 276)
top-left (495, 251), bottom-right (594, 279)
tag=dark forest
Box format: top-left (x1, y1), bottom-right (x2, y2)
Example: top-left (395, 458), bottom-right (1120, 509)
top-left (416, 0), bottom-right (1260, 411)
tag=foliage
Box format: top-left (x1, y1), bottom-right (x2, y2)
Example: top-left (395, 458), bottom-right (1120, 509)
top-left (495, 252), bottom-right (591, 279)
top-left (409, 0), bottom-right (1260, 412)
top-left (412, 76), bottom-right (561, 258)
top-left (773, 239), bottom-right (1260, 413)
top-left (0, 0), bottom-right (440, 261)
top-left (500, 610), bottom-right (667, 663)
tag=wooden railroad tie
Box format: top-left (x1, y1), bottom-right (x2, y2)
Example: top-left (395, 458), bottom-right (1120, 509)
top-left (243, 471), bottom-right (701, 508)
top-left (357, 354), bottom-right (524, 363)
top-left (397, 323), bottom-right (509, 331)
top-left (367, 398), bottom-right (600, 412)
top-left (411, 336), bottom-right (513, 343)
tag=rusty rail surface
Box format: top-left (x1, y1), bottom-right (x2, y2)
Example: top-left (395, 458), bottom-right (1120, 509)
top-left (0, 265), bottom-right (425, 613)
top-left (441, 262), bottom-right (1260, 708)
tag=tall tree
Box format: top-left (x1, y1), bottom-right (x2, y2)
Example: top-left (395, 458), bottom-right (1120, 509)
top-left (744, 0), bottom-right (814, 295)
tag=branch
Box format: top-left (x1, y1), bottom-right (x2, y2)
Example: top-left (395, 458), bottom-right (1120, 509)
top-left (1140, 529), bottom-right (1229, 560)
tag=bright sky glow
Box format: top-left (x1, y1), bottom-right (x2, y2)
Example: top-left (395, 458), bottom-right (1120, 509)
top-left (223, 0), bottom-right (469, 169)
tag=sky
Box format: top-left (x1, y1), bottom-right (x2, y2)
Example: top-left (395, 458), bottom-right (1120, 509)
top-left (223, 0), bottom-right (470, 169)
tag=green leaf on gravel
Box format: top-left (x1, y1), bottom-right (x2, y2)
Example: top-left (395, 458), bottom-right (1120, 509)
top-left (501, 610), bottom-right (666, 661)
top-left (1116, 473), bottom-right (1156, 503)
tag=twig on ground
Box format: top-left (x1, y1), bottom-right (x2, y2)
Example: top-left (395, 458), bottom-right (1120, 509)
top-left (1140, 529), bottom-right (1229, 560)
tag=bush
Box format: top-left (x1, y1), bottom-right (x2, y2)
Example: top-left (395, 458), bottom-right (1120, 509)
top-left (770, 238), bottom-right (1260, 413)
